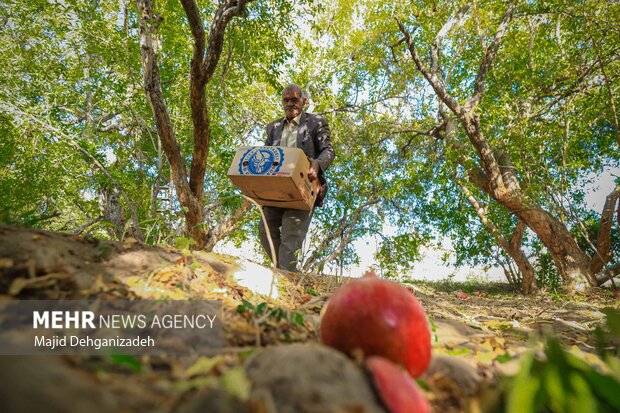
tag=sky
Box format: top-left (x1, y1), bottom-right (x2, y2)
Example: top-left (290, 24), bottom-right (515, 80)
top-left (216, 168), bottom-right (619, 283)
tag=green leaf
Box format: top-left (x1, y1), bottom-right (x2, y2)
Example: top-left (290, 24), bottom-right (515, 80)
top-left (602, 308), bottom-right (620, 334)
top-left (567, 372), bottom-right (597, 413)
top-left (495, 352), bottom-right (513, 363)
top-left (292, 312), bottom-right (304, 326)
top-left (220, 367), bottom-right (251, 400)
top-left (446, 348), bottom-right (471, 356)
top-left (543, 365), bottom-right (566, 412)
top-left (108, 354), bottom-right (142, 373)
top-left (582, 369), bottom-right (620, 410)
top-left (506, 352), bottom-right (539, 413)
top-left (236, 299), bottom-right (254, 314)
top-left (254, 302), bottom-right (268, 315)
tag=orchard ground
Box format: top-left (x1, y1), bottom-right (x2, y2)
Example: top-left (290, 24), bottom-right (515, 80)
top-left (0, 224), bottom-right (618, 412)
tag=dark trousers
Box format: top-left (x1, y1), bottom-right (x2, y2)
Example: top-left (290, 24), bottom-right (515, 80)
top-left (258, 206), bottom-right (313, 271)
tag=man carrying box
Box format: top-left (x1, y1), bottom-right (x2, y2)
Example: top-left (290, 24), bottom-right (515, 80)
top-left (258, 84), bottom-right (335, 272)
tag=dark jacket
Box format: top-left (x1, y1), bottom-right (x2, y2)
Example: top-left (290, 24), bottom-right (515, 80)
top-left (265, 112), bottom-right (335, 207)
top-left (265, 112), bottom-right (335, 173)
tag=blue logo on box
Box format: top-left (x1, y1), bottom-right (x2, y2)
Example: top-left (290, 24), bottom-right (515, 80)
top-left (239, 147), bottom-right (284, 175)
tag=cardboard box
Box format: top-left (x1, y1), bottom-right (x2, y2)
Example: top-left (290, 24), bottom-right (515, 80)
top-left (227, 146), bottom-right (320, 210)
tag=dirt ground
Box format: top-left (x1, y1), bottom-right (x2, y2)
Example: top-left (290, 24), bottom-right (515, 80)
top-left (0, 224), bottom-right (617, 412)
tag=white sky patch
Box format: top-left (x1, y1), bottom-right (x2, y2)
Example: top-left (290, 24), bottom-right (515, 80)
top-left (104, 147), bottom-right (117, 165)
top-left (215, 239), bottom-right (263, 263)
top-left (583, 168), bottom-right (619, 212)
top-left (217, 168), bottom-right (618, 283)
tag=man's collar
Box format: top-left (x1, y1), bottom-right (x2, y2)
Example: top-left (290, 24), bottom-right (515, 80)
top-left (284, 111), bottom-right (304, 126)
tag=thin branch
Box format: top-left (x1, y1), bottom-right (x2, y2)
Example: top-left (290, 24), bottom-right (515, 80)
top-left (32, 211), bottom-right (62, 223)
top-left (456, 176), bottom-right (536, 292)
top-left (396, 18), bottom-right (464, 116)
top-left (317, 95), bottom-right (408, 116)
top-left (431, 4), bottom-right (471, 75)
top-left (302, 198), bottom-right (380, 273)
top-left (526, 58), bottom-right (604, 120)
top-left (203, 0), bottom-right (251, 82)
top-left (2, 102), bottom-right (144, 241)
top-left (74, 216), bottom-right (104, 235)
top-left (583, 11), bottom-right (620, 146)
top-left (468, 1), bottom-right (517, 110)
top-left (204, 199), bottom-right (252, 251)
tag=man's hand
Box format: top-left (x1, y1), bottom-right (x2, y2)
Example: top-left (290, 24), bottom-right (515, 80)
top-left (308, 159), bottom-right (320, 182)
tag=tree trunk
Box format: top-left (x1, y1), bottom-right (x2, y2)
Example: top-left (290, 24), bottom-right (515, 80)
top-left (467, 116), bottom-right (594, 290)
top-left (135, 0), bottom-right (208, 248)
top-left (136, 0), bottom-right (251, 250)
top-left (508, 243), bottom-right (537, 293)
top-left (503, 193), bottom-right (594, 290)
top-left (457, 178), bottom-right (536, 293)
top-left (507, 221), bottom-right (537, 294)
top-left (590, 185), bottom-right (620, 278)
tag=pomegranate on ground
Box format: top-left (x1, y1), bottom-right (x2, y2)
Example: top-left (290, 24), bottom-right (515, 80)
top-left (366, 356), bottom-right (431, 413)
top-left (320, 273), bottom-right (431, 378)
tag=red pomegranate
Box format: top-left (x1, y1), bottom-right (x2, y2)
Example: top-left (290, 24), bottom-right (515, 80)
top-left (320, 272), bottom-right (431, 378)
top-left (366, 356), bottom-right (431, 413)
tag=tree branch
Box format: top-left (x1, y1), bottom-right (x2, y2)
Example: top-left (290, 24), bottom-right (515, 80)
top-left (204, 0), bottom-right (251, 82)
top-left (135, 0), bottom-right (192, 210)
top-left (204, 199), bottom-right (252, 251)
top-left (457, 177), bottom-right (535, 293)
top-left (180, 0), bottom-right (251, 199)
top-left (509, 219), bottom-right (526, 251)
top-left (431, 4), bottom-right (471, 75)
top-left (590, 184), bottom-right (620, 275)
top-left (2, 101), bottom-right (144, 241)
top-left (74, 216), bottom-right (104, 236)
top-left (468, 1), bottom-right (517, 110)
top-left (525, 58), bottom-right (603, 120)
top-left (396, 18), bottom-right (464, 117)
top-left (302, 198), bottom-right (380, 273)
top-left (179, 0), bottom-right (206, 83)
top-left (437, 117), bottom-right (491, 191)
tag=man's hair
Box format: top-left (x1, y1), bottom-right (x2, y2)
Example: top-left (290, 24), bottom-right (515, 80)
top-left (301, 88), bottom-right (310, 102)
top-left (283, 84), bottom-right (308, 103)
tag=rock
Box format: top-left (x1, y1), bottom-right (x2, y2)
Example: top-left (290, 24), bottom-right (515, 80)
top-left (423, 354), bottom-right (482, 397)
top-left (245, 343), bottom-right (386, 413)
top-left (0, 356), bottom-right (166, 412)
top-left (175, 387), bottom-right (249, 413)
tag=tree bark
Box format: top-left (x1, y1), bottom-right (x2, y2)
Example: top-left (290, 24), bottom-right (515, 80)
top-left (462, 115), bottom-right (594, 290)
top-left (590, 185), bottom-right (620, 276)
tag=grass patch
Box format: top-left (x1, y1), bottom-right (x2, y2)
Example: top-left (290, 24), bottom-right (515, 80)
top-left (402, 278), bottom-right (517, 295)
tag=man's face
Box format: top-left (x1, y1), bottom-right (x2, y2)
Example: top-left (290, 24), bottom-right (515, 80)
top-left (282, 87), bottom-right (305, 120)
